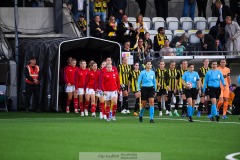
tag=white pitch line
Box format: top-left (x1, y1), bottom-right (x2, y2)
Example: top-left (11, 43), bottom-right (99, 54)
top-left (226, 152), bottom-right (240, 160)
top-left (0, 116), bottom-right (239, 125)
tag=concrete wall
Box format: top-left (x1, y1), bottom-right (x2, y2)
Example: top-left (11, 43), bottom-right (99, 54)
top-left (0, 7), bottom-right (54, 34)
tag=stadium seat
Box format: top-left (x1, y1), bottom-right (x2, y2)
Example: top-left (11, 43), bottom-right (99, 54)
top-left (152, 17), bottom-right (165, 30)
top-left (180, 17), bottom-right (193, 31)
top-left (165, 30), bottom-right (173, 42)
top-left (166, 17), bottom-right (179, 31)
top-left (143, 17), bottom-right (152, 30)
top-left (194, 17), bottom-right (207, 30)
top-left (188, 30), bottom-right (200, 44)
top-left (128, 17), bottom-right (136, 27)
top-left (202, 30), bottom-right (210, 34)
top-left (148, 30), bottom-right (158, 43)
top-left (207, 17), bottom-right (218, 29)
top-left (173, 30), bottom-right (185, 37)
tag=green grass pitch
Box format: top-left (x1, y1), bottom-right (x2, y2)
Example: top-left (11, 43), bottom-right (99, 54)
top-left (0, 112), bottom-right (239, 160)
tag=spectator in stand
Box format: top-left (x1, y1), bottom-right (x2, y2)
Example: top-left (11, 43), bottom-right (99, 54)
top-left (182, 0), bottom-right (196, 20)
top-left (195, 30), bottom-right (217, 54)
top-left (144, 32), bottom-right (153, 59)
top-left (67, 0), bottom-right (86, 21)
top-left (90, 15), bottom-right (105, 38)
top-left (154, 0), bottom-right (169, 20)
top-left (215, 0), bottom-right (232, 28)
top-left (118, 14), bottom-right (135, 45)
top-left (225, 16), bottom-right (240, 54)
top-left (196, 0), bottom-right (207, 18)
top-left (134, 14), bottom-right (148, 39)
top-left (175, 42), bottom-right (186, 56)
top-left (154, 27), bottom-right (167, 54)
top-left (133, 38), bottom-right (146, 64)
top-left (94, 0), bottom-right (107, 23)
top-left (122, 40), bottom-right (134, 52)
top-left (105, 16), bottom-right (118, 42)
top-left (170, 32), bottom-right (189, 48)
top-left (136, 0), bottom-right (147, 16)
top-left (112, 0), bottom-right (127, 24)
top-left (78, 14), bottom-right (87, 36)
top-left (159, 39), bottom-right (176, 56)
top-left (215, 39), bottom-right (224, 53)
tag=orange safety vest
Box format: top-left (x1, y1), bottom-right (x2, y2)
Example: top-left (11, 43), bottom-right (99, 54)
top-left (25, 65), bottom-right (40, 84)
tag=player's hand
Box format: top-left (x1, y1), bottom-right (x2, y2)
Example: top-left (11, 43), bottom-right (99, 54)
top-left (202, 92), bottom-right (205, 97)
top-left (67, 83), bottom-right (71, 86)
top-left (75, 90), bottom-right (78, 94)
top-left (128, 88), bottom-right (130, 94)
top-left (103, 91), bottom-right (107, 95)
top-left (137, 91), bottom-right (141, 97)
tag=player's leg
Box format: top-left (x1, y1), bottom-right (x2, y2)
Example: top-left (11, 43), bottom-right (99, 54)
top-left (90, 91), bottom-right (96, 117)
top-left (84, 89), bottom-right (90, 116)
top-left (174, 92), bottom-right (180, 116)
top-left (123, 86), bottom-right (130, 113)
top-left (111, 92), bottom-right (118, 121)
top-left (181, 93), bottom-right (187, 117)
top-left (157, 93), bottom-right (162, 116)
top-left (73, 87), bottom-right (79, 113)
top-left (78, 89), bottom-right (84, 116)
top-left (99, 95), bottom-right (106, 119)
top-left (139, 87), bottom-right (147, 122)
top-left (66, 86), bottom-right (73, 113)
top-left (133, 92), bottom-right (140, 116)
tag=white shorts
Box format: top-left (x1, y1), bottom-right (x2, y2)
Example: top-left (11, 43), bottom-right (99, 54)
top-left (104, 91), bottom-right (118, 101)
top-left (77, 88), bottom-right (84, 95)
top-left (65, 85), bottom-right (75, 93)
top-left (86, 88), bottom-right (95, 95)
top-left (96, 90), bottom-right (104, 97)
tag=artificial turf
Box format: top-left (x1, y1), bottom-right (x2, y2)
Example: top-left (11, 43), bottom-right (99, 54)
top-left (0, 112), bottom-right (239, 160)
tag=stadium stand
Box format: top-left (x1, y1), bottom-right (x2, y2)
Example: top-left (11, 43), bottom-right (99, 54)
top-left (152, 17), bottom-right (165, 30)
top-left (143, 17), bottom-right (151, 30)
top-left (207, 17), bottom-right (218, 29)
top-left (180, 17), bottom-right (193, 31)
top-left (194, 17), bottom-right (207, 30)
top-left (166, 17), bottom-right (179, 31)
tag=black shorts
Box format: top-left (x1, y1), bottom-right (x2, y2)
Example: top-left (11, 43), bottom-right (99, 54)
top-left (141, 86), bottom-right (155, 100)
top-left (121, 84), bottom-right (128, 91)
top-left (208, 87), bottom-right (221, 99)
top-left (157, 89), bottom-right (166, 96)
top-left (166, 91), bottom-right (179, 99)
top-left (185, 88), bottom-right (198, 100)
top-left (179, 89), bottom-right (186, 95)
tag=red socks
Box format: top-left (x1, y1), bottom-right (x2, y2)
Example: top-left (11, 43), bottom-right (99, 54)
top-left (106, 105), bottom-right (110, 119)
top-left (79, 102), bottom-right (84, 112)
top-left (91, 104), bottom-right (96, 113)
top-left (112, 105), bottom-right (117, 117)
top-left (74, 98), bottom-right (78, 109)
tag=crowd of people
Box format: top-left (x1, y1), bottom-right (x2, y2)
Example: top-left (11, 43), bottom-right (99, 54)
top-left (50, 57), bottom-right (240, 123)
top-left (66, 0), bottom-right (240, 61)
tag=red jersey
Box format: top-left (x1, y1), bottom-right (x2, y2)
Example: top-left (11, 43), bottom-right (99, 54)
top-left (85, 70), bottom-right (99, 90)
top-left (102, 71), bottom-right (120, 92)
top-left (64, 65), bottom-right (78, 85)
top-left (75, 68), bottom-right (88, 89)
top-left (98, 66), bottom-right (118, 90)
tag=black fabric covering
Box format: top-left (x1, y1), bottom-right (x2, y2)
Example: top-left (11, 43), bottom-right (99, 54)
top-left (9, 37), bottom-right (121, 111)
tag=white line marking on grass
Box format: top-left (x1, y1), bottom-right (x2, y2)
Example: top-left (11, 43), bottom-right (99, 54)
top-left (226, 152), bottom-right (240, 160)
top-left (0, 116), bottom-right (239, 125)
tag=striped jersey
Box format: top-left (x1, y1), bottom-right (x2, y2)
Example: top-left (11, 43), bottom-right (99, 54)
top-left (118, 64), bottom-right (131, 85)
top-left (155, 68), bottom-right (167, 90)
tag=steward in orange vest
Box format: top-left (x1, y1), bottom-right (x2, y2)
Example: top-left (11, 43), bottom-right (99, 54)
top-left (24, 56), bottom-right (41, 112)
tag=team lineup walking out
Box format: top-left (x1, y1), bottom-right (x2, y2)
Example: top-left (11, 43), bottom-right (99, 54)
top-left (63, 57), bottom-right (238, 123)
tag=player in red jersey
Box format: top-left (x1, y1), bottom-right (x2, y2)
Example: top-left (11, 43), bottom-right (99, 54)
top-left (95, 61), bottom-right (107, 119)
top-left (102, 64), bottom-right (121, 121)
top-left (85, 62), bottom-right (99, 117)
top-left (75, 60), bottom-right (88, 116)
top-left (64, 58), bottom-right (78, 113)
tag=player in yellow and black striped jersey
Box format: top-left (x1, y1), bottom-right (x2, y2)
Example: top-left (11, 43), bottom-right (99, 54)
top-left (155, 60), bottom-right (167, 116)
top-left (118, 57), bottom-right (132, 114)
top-left (198, 59), bottom-right (211, 117)
top-left (164, 61), bottom-right (178, 116)
top-left (128, 62), bottom-right (141, 116)
top-left (176, 60), bottom-right (188, 117)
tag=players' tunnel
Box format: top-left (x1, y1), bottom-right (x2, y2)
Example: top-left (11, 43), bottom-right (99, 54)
top-left (10, 37), bottom-right (121, 111)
